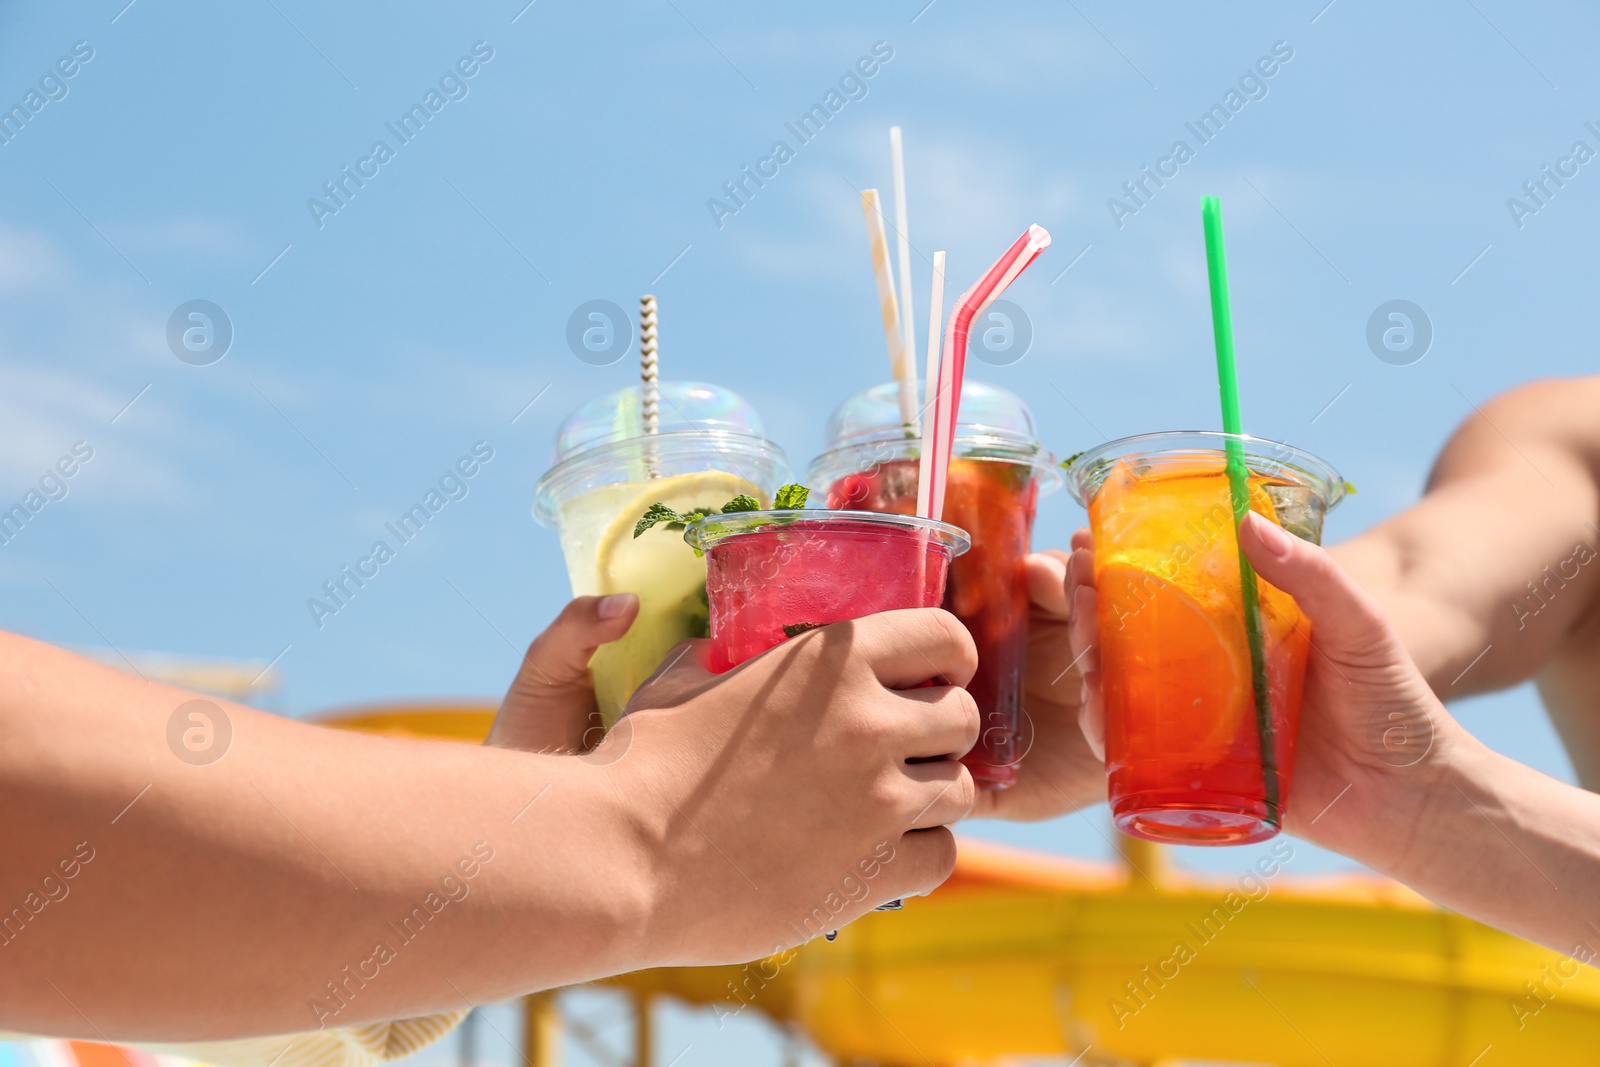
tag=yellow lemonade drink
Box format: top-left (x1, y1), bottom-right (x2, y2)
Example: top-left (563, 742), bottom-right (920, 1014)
top-left (534, 383), bottom-right (790, 725)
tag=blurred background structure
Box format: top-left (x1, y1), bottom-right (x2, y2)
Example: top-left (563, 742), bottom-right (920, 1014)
top-left (3, 0), bottom-right (1597, 1062)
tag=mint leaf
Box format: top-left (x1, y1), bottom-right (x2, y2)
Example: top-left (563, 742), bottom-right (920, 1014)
top-left (634, 502), bottom-right (683, 538)
top-left (773, 483), bottom-right (810, 509)
top-left (634, 503), bottom-right (715, 538)
top-left (636, 484), bottom-right (812, 540)
top-left (1060, 450), bottom-right (1086, 470)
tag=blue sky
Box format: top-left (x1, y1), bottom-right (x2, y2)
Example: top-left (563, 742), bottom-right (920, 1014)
top-left (3, 0), bottom-right (1596, 1060)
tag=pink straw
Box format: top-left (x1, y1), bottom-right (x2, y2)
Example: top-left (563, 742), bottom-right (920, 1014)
top-left (917, 223), bottom-right (1052, 520)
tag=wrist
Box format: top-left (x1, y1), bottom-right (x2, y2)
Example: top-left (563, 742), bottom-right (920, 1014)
top-left (1386, 734), bottom-right (1530, 887)
top-left (561, 757), bottom-right (667, 972)
top-left (1334, 727), bottom-right (1600, 956)
top-left (1334, 713), bottom-right (1501, 883)
top-left (461, 752), bottom-right (665, 986)
top-left (1296, 697), bottom-right (1484, 877)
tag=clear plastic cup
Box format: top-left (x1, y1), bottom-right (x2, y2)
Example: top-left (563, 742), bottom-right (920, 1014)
top-left (1065, 432), bottom-right (1345, 845)
top-left (685, 510), bottom-right (970, 674)
top-left (533, 382), bottom-right (791, 725)
top-left (807, 381), bottom-right (1060, 790)
top-left (688, 507), bottom-right (970, 928)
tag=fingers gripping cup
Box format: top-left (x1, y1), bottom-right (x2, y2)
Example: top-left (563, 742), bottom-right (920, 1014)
top-left (687, 508), bottom-right (968, 930)
top-left (685, 510), bottom-right (970, 674)
top-left (808, 381), bottom-right (1059, 790)
top-left (1066, 432), bottom-right (1344, 845)
top-left (533, 382), bottom-right (791, 726)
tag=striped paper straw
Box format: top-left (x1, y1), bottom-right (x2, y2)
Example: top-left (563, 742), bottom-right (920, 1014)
top-left (640, 294), bottom-right (660, 478)
top-left (639, 294), bottom-right (660, 436)
top-left (920, 224), bottom-right (1052, 521)
top-left (860, 189), bottom-right (920, 430)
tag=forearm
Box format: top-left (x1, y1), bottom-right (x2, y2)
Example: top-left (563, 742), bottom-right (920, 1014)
top-left (0, 632), bottom-right (655, 1040)
top-left (1360, 735), bottom-right (1600, 958)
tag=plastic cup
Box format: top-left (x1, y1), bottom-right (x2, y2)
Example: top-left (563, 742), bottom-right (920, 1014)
top-left (1065, 432), bottom-right (1345, 845)
top-left (686, 510), bottom-right (970, 674)
top-left (689, 508), bottom-right (968, 926)
top-left (533, 382), bottom-right (791, 726)
top-left (807, 381), bottom-right (1059, 790)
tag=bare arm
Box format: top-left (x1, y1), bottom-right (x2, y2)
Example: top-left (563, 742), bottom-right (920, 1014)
top-left (0, 630), bottom-right (652, 1039)
top-left (1329, 376), bottom-right (1600, 696)
top-left (1254, 514), bottom-right (1600, 960)
top-left (0, 607), bottom-right (977, 1040)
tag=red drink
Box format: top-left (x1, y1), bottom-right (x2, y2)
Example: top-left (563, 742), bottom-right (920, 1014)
top-left (819, 458), bottom-right (1038, 788)
top-left (809, 380), bottom-right (1057, 790)
top-left (686, 511), bottom-right (969, 674)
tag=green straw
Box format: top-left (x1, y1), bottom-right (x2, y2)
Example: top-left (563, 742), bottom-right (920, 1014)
top-left (1200, 195), bottom-right (1280, 828)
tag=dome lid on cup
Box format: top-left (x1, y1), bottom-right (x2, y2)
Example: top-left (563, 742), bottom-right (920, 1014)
top-left (551, 381), bottom-right (770, 464)
top-left (812, 380), bottom-right (1060, 494)
top-left (821, 379), bottom-right (1045, 451)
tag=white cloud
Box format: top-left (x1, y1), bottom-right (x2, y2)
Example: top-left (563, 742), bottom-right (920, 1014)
top-left (721, 122), bottom-right (1087, 289)
top-left (0, 355), bottom-right (192, 500)
top-left (0, 226), bottom-right (71, 291)
top-left (888, 18), bottom-right (1127, 93)
top-left (106, 216), bottom-right (256, 262)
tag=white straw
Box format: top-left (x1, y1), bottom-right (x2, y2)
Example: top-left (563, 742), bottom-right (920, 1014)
top-left (861, 190), bottom-right (919, 430)
top-left (890, 125), bottom-right (916, 431)
top-left (916, 250), bottom-right (947, 519)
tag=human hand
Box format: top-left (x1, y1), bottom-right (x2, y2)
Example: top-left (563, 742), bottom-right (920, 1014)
top-left (1232, 512), bottom-right (1473, 865)
top-left (484, 594), bottom-right (638, 753)
top-left (608, 608), bottom-right (980, 965)
top-left (1068, 513), bottom-right (1473, 871)
top-left (967, 542), bottom-right (1107, 821)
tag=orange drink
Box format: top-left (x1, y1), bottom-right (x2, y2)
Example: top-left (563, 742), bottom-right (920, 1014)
top-left (1067, 432), bottom-right (1344, 845)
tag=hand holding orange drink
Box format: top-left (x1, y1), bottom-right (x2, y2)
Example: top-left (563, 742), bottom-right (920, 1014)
top-left (1066, 433), bottom-right (1345, 843)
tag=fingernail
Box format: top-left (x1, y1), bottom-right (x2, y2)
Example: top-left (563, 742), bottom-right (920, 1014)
top-left (597, 593), bottom-right (636, 620)
top-left (1250, 512), bottom-right (1295, 560)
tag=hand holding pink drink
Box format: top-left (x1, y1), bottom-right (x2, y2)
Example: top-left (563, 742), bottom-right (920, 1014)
top-left (636, 482), bottom-right (974, 928)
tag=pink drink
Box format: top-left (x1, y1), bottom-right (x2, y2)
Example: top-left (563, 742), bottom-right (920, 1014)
top-left (686, 511), bottom-right (970, 674)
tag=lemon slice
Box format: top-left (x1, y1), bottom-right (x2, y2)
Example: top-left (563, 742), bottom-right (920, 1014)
top-left (593, 470), bottom-right (764, 592)
top-left (587, 470), bottom-right (764, 725)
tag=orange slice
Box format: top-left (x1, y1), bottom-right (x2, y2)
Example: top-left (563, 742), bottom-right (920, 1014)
top-left (1090, 457), bottom-right (1303, 764)
top-left (1096, 559), bottom-right (1252, 761)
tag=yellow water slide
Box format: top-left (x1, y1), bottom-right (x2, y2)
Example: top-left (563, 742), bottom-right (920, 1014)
top-left (325, 704), bottom-right (1600, 1066)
